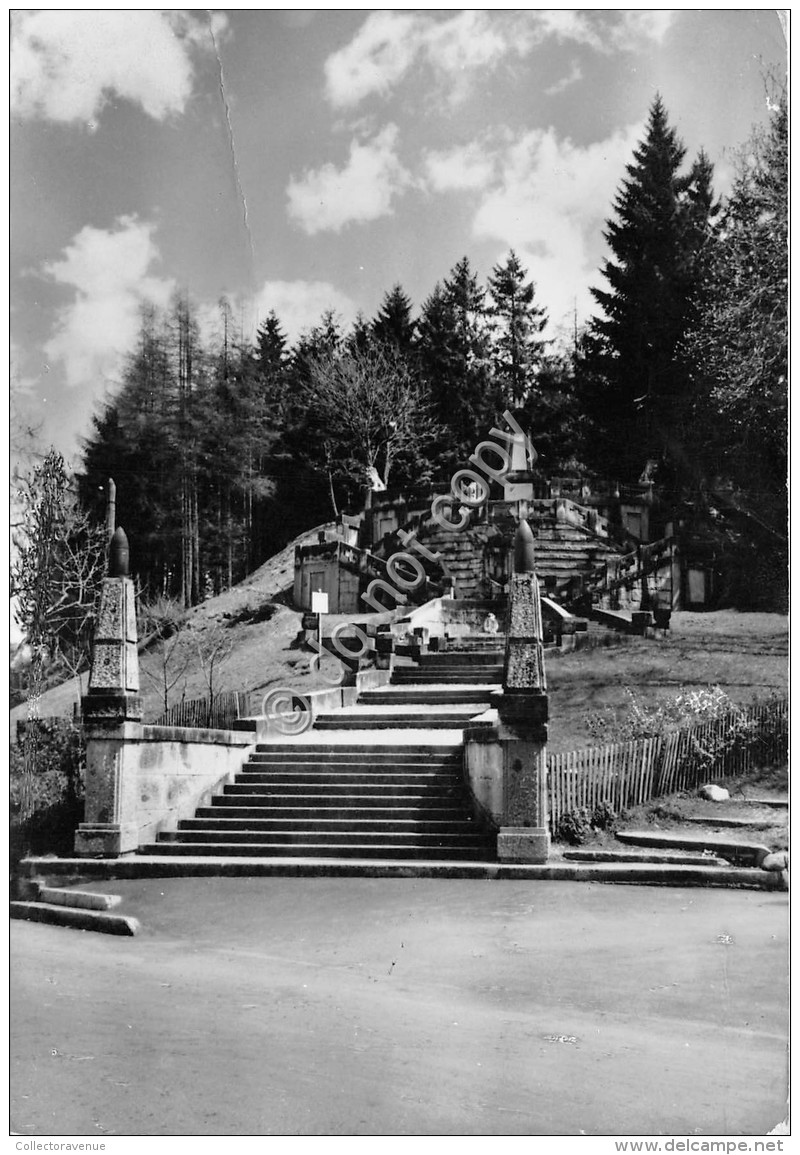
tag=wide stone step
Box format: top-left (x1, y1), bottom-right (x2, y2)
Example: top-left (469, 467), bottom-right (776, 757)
top-left (215, 789), bottom-right (461, 805)
top-left (390, 670), bottom-right (502, 684)
top-left (159, 830), bottom-right (487, 846)
top-left (359, 689), bottom-right (494, 705)
top-left (138, 842), bottom-right (495, 860)
top-left (254, 743), bottom-right (461, 756)
top-left (417, 652), bottom-right (504, 667)
top-left (246, 754), bottom-right (461, 767)
top-left (312, 713), bottom-right (481, 729)
top-left (174, 819), bottom-right (479, 836)
top-left (203, 794), bottom-right (461, 813)
top-left (235, 771), bottom-right (463, 787)
top-left (194, 805), bottom-right (470, 822)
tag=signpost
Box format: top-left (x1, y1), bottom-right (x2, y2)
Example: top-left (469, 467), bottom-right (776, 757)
top-left (311, 589), bottom-right (329, 657)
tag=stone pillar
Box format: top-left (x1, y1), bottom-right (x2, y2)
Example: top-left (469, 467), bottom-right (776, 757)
top-left (74, 528), bottom-right (144, 857)
top-left (502, 431), bottom-right (536, 518)
top-left (493, 519), bottom-right (550, 863)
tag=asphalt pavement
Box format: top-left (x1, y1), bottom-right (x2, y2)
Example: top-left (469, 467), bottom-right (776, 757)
top-left (10, 877), bottom-right (789, 1136)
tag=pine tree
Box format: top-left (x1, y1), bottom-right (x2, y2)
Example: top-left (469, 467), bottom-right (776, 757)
top-left (255, 311), bottom-right (289, 380)
top-left (586, 95), bottom-right (716, 482)
top-left (683, 94), bottom-right (787, 529)
top-left (418, 258), bottom-right (495, 475)
top-left (372, 284), bottom-right (417, 353)
top-left (487, 251), bottom-right (548, 406)
top-left (346, 312), bottom-right (372, 356)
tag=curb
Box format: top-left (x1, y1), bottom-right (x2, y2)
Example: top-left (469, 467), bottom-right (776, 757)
top-left (35, 885), bottom-right (122, 911)
top-left (616, 830), bottom-right (772, 867)
top-left (10, 900), bottom-right (140, 936)
top-left (19, 855), bottom-right (784, 890)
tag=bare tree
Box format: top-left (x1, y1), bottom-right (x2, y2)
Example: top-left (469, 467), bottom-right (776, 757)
top-left (139, 596), bottom-right (194, 715)
top-left (12, 450), bottom-right (106, 688)
top-left (305, 342), bottom-right (437, 495)
top-left (10, 449), bottom-right (106, 830)
top-left (192, 623), bottom-right (235, 726)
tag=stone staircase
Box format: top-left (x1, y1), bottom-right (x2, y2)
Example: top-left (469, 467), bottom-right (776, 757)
top-left (139, 648), bottom-right (503, 861)
top-left (534, 524), bottom-right (621, 589)
top-left (413, 517), bottom-right (623, 600)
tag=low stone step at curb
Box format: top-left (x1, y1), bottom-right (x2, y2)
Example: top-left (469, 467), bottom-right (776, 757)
top-left (730, 798), bottom-right (788, 809)
top-left (35, 885), bottom-right (122, 911)
top-left (615, 829), bottom-right (772, 867)
top-left (19, 855), bottom-right (784, 890)
top-left (137, 843), bottom-right (492, 860)
top-left (10, 901), bottom-right (139, 936)
top-left (563, 849), bottom-right (731, 867)
top-left (682, 815), bottom-right (780, 830)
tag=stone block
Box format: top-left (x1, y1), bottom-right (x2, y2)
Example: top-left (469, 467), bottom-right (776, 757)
top-left (507, 576), bottom-right (543, 636)
top-left (89, 643), bottom-right (124, 689)
top-left (497, 826), bottom-right (549, 863)
top-left (82, 692), bottom-right (143, 725)
top-left (504, 644), bottom-right (546, 691)
top-left (492, 690), bottom-right (548, 727)
top-left (94, 581), bottom-right (124, 637)
top-left (74, 821), bottom-right (140, 857)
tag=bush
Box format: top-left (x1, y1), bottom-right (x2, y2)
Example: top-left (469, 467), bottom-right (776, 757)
top-left (10, 719), bottom-right (85, 866)
top-left (555, 801), bottom-right (619, 845)
top-left (586, 685), bottom-right (743, 744)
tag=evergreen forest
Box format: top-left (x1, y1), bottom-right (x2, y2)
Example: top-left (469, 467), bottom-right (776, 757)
top-left (72, 95), bottom-right (786, 611)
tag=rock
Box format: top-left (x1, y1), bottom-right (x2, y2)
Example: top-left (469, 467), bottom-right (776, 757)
top-left (699, 784), bottom-right (730, 802)
top-left (761, 850), bottom-right (789, 872)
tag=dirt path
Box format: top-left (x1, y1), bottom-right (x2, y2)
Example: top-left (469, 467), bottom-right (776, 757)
top-left (11, 878), bottom-right (789, 1136)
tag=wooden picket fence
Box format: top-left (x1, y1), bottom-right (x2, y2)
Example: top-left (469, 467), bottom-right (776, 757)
top-left (547, 697), bottom-right (788, 830)
top-left (152, 690), bottom-right (250, 731)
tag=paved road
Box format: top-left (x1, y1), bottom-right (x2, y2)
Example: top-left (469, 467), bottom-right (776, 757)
top-left (11, 878), bottom-right (789, 1136)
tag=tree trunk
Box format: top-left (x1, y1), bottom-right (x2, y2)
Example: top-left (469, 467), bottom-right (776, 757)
top-left (191, 483), bottom-right (200, 605)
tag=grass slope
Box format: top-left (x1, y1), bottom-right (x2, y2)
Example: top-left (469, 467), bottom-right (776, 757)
top-left (546, 610), bottom-right (787, 753)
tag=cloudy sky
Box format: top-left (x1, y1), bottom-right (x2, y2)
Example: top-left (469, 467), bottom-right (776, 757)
top-left (11, 8), bottom-right (787, 467)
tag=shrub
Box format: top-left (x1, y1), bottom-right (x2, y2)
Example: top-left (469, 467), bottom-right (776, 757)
top-left (586, 685), bottom-right (743, 744)
top-left (10, 719), bottom-right (85, 866)
top-left (555, 808), bottom-right (593, 845)
top-left (555, 801), bottom-right (619, 845)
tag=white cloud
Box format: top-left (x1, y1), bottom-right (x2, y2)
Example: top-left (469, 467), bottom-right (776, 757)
top-left (422, 142), bottom-right (497, 193)
top-left (424, 11), bottom-right (518, 101)
top-left (10, 340), bottom-right (37, 400)
top-left (325, 10), bottom-right (536, 109)
top-left (324, 10), bottom-right (676, 109)
top-left (324, 11), bottom-right (425, 109)
top-left (613, 11), bottom-right (676, 48)
top-left (534, 10), bottom-right (602, 50)
top-left (545, 61), bottom-right (584, 97)
top-left (470, 124), bottom-right (644, 334)
top-left (287, 124), bottom-right (412, 234)
top-left (252, 281), bottom-right (358, 342)
top-left (43, 217), bottom-right (174, 389)
top-left (11, 10), bottom-right (226, 125)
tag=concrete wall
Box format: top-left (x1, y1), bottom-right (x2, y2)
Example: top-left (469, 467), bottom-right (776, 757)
top-left (256, 668), bottom-right (393, 739)
top-left (76, 722), bottom-right (257, 856)
top-left (132, 725), bottom-right (255, 845)
top-left (463, 725), bottom-right (504, 828)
